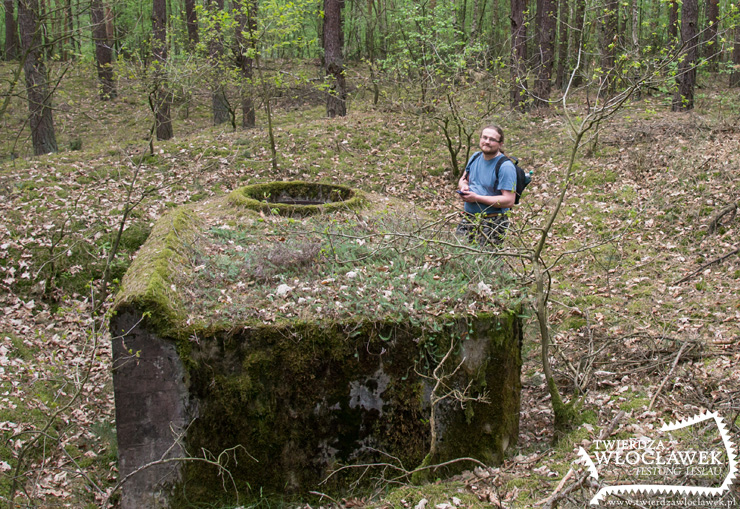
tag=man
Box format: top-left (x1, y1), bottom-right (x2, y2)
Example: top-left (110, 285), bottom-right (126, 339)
top-left (456, 125), bottom-right (517, 247)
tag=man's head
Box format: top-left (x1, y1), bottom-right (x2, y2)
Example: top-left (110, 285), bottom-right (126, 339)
top-left (479, 125), bottom-right (504, 156)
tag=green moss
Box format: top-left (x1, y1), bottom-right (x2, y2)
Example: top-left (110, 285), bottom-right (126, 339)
top-left (113, 205), bottom-right (201, 338)
top-left (7, 333), bottom-right (34, 361)
top-left (228, 181), bottom-right (367, 217)
top-left (617, 391), bottom-right (649, 411)
top-left (167, 311), bottom-right (521, 505)
top-left (549, 377), bottom-right (583, 435)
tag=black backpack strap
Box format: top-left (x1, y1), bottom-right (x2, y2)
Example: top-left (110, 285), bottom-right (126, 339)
top-left (466, 150), bottom-right (483, 173)
top-left (492, 154), bottom-right (510, 191)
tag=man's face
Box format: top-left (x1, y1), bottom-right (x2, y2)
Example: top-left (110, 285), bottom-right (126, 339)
top-left (479, 128), bottom-right (502, 154)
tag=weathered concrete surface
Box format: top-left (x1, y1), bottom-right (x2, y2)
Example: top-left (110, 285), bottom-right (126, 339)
top-left (109, 183), bottom-right (523, 507)
top-left (111, 309), bottom-right (192, 509)
top-left (110, 311), bottom-right (521, 507)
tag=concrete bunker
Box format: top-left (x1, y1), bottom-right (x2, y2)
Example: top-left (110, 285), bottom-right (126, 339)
top-left (110, 181), bottom-right (523, 508)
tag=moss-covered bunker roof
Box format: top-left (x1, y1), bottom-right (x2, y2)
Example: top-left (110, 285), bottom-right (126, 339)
top-left (114, 181), bottom-right (520, 339)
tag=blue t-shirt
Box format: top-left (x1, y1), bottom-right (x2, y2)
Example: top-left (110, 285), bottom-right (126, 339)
top-left (464, 152), bottom-right (517, 215)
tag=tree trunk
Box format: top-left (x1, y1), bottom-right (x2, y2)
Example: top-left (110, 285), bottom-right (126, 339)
top-left (668, 0), bottom-right (678, 42)
top-left (105, 3), bottom-right (114, 44)
top-left (555, 0), bottom-right (569, 90)
top-left (631, 0), bottom-right (639, 53)
top-left (630, 0), bottom-right (641, 99)
top-left (4, 0), bottom-right (19, 59)
top-left (365, 0), bottom-right (375, 60)
top-left (184, 0), bottom-right (199, 50)
top-left (44, 0), bottom-right (56, 58)
top-left (378, 0), bottom-right (388, 58)
top-left (510, 0), bottom-right (527, 109)
top-left (18, 0), bottom-right (58, 155)
top-left (91, 0), bottom-right (116, 100)
top-left (729, 3), bottom-right (740, 87)
top-left (570, 0), bottom-right (585, 86)
top-left (672, 0), bottom-right (698, 111)
top-left (208, 0), bottom-right (230, 126)
top-left (533, 0), bottom-right (556, 108)
top-left (478, 0), bottom-right (488, 49)
top-left (235, 0), bottom-right (256, 128)
top-left (600, 0), bottom-right (618, 94)
top-left (152, 0), bottom-right (172, 140)
top-left (469, 0), bottom-right (480, 44)
top-left (324, 0), bottom-right (347, 117)
top-left (704, 0), bottom-right (718, 71)
top-left (457, 0), bottom-right (467, 40)
top-left (66, 0), bottom-right (78, 55)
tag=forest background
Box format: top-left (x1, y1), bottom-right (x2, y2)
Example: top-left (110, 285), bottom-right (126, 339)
top-left (1, 0), bottom-right (740, 506)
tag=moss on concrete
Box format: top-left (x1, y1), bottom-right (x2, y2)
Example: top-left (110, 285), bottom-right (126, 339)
top-left (228, 181), bottom-right (367, 216)
top-left (111, 183), bottom-right (523, 506)
top-left (112, 205), bottom-right (201, 338)
top-left (173, 313), bottom-right (520, 505)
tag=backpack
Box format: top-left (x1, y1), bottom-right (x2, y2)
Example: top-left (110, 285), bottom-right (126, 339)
top-left (467, 151), bottom-right (532, 205)
top-left (494, 154), bottom-right (531, 205)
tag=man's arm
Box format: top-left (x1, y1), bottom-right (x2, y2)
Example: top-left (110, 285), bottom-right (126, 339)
top-left (460, 189), bottom-right (516, 208)
top-left (458, 171), bottom-right (470, 192)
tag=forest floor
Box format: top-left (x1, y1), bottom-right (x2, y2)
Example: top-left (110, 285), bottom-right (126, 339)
top-left (0, 61), bottom-right (739, 508)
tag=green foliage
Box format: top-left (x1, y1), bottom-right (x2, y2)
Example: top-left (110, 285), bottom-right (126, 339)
top-left (113, 0), bottom-right (155, 61)
top-left (378, 1), bottom-right (485, 101)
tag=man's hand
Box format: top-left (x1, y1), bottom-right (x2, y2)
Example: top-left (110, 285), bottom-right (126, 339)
top-left (459, 182), bottom-right (470, 193)
top-left (458, 191), bottom-right (479, 203)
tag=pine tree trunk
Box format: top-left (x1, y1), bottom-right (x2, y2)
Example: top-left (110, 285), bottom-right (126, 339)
top-left (19, 0), bottom-right (58, 155)
top-left (4, 0), bottom-right (19, 59)
top-left (570, 0), bottom-right (585, 86)
top-left (478, 0), bottom-right (488, 47)
top-left (672, 0), bottom-right (698, 111)
top-left (457, 0), bottom-right (467, 40)
top-left (668, 0), bottom-right (678, 42)
top-left (630, 0), bottom-right (641, 99)
top-left (66, 0), bottom-right (78, 55)
top-left (236, 0), bottom-right (256, 128)
top-left (469, 0), bottom-right (480, 44)
top-left (704, 0), bottom-right (719, 71)
top-left (600, 0), bottom-right (618, 94)
top-left (208, 0), bottom-right (230, 126)
top-left (365, 0), bottom-right (374, 60)
top-left (729, 3), bottom-right (740, 87)
top-left (510, 0), bottom-right (527, 109)
top-left (555, 0), bottom-right (569, 90)
top-left (152, 0), bottom-right (173, 140)
top-left (184, 0), bottom-right (199, 50)
top-left (534, 0), bottom-right (556, 108)
top-left (91, 0), bottom-right (116, 100)
top-left (105, 4), bottom-right (114, 44)
top-left (631, 0), bottom-right (639, 52)
top-left (324, 0), bottom-right (347, 117)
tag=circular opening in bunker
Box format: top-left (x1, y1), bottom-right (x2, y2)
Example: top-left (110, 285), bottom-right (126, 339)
top-left (233, 182), bottom-right (362, 216)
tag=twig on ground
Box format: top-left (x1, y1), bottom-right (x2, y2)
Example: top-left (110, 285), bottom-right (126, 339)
top-left (648, 341), bottom-right (690, 411)
top-left (534, 467), bottom-right (574, 506)
top-left (599, 410), bottom-right (626, 441)
top-left (321, 456), bottom-right (489, 486)
top-left (309, 491), bottom-right (342, 506)
top-left (674, 245), bottom-right (740, 285)
top-left (543, 470), bottom-right (592, 509)
top-left (707, 199), bottom-right (738, 234)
